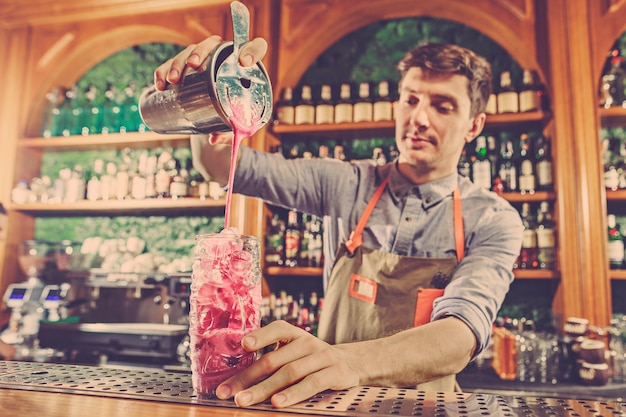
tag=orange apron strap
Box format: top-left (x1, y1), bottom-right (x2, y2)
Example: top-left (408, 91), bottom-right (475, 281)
top-left (453, 185), bottom-right (465, 263)
top-left (414, 185), bottom-right (464, 327)
top-left (344, 177), bottom-right (390, 254)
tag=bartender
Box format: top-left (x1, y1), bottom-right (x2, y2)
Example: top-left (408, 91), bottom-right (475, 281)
top-left (155, 36), bottom-right (523, 408)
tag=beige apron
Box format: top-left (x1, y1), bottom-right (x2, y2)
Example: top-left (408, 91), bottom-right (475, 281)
top-left (317, 177), bottom-right (465, 392)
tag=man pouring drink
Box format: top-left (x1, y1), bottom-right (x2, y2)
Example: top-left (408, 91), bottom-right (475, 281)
top-left (153, 31), bottom-right (523, 408)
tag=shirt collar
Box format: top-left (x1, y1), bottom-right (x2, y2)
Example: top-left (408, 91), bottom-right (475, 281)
top-left (385, 163), bottom-right (459, 209)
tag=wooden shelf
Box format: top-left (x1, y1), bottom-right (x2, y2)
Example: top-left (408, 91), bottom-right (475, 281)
top-left (501, 191), bottom-right (556, 203)
top-left (599, 106), bottom-right (626, 127)
top-left (265, 266), bottom-right (558, 280)
top-left (7, 197), bottom-right (225, 217)
top-left (513, 269), bottom-right (559, 279)
top-left (610, 270), bottom-right (626, 280)
top-left (606, 189), bottom-right (626, 201)
top-left (270, 111), bottom-right (549, 140)
top-left (265, 266), bottom-right (323, 277)
top-left (17, 132), bottom-right (190, 151)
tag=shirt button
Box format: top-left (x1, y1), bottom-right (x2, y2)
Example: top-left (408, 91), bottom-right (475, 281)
top-left (405, 217), bottom-right (412, 222)
top-left (425, 198), bottom-right (431, 204)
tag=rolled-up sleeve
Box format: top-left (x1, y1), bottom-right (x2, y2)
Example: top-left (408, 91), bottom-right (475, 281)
top-left (432, 202), bottom-right (523, 357)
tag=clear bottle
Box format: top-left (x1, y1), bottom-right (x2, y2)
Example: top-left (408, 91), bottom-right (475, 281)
top-left (536, 201), bottom-right (557, 270)
top-left (334, 83), bottom-right (353, 124)
top-left (518, 202), bottom-right (538, 269)
top-left (372, 80), bottom-right (393, 122)
top-left (518, 69), bottom-right (543, 112)
top-left (294, 85), bottom-right (315, 125)
top-left (64, 165), bottom-right (86, 203)
top-left (315, 84), bottom-right (334, 124)
top-left (333, 145), bottom-right (346, 161)
top-left (353, 82), bottom-right (373, 123)
top-left (607, 214), bottom-right (625, 269)
top-left (372, 147), bottom-right (387, 166)
top-left (471, 135), bottom-right (492, 189)
top-left (275, 87), bottom-right (295, 125)
top-left (518, 133), bottom-right (536, 194)
top-left (496, 71), bottom-right (519, 114)
top-left (86, 159), bottom-right (104, 201)
top-left (100, 161), bottom-right (118, 200)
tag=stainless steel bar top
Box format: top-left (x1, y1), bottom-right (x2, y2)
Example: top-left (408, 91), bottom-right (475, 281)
top-left (0, 361), bottom-right (625, 417)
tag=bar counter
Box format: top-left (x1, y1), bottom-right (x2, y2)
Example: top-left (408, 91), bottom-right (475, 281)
top-left (1, 361), bottom-right (625, 417)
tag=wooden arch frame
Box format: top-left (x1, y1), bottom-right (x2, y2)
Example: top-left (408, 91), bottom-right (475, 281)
top-left (275, 0), bottom-right (541, 92)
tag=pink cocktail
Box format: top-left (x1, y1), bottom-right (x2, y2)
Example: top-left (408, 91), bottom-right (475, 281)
top-left (189, 232), bottom-right (262, 397)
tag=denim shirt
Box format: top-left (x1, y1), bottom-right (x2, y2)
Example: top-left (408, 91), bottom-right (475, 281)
top-left (234, 146), bottom-right (523, 355)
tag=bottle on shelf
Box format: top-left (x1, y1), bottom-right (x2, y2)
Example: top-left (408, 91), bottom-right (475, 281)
top-left (86, 159), bottom-right (104, 201)
top-left (518, 133), bottom-right (536, 194)
top-left (534, 135), bottom-right (554, 191)
top-left (471, 135), bottom-right (492, 190)
top-left (294, 85), bottom-right (315, 125)
top-left (518, 69), bottom-right (543, 113)
top-left (372, 147), bottom-right (387, 166)
top-left (353, 82), bottom-right (373, 123)
top-left (607, 214), bottom-right (625, 269)
top-left (333, 145), bottom-right (346, 161)
top-left (315, 84), bottom-right (334, 124)
top-left (603, 138), bottom-right (622, 191)
top-left (299, 213), bottom-right (311, 266)
top-left (457, 148), bottom-right (471, 178)
top-left (100, 161), bottom-right (118, 200)
top-left (496, 71), bottom-right (519, 114)
top-left (486, 135), bottom-right (499, 182)
top-left (83, 85), bottom-right (102, 136)
top-left (284, 209), bottom-right (301, 267)
top-left (599, 48), bottom-right (626, 108)
top-left (275, 86), bottom-right (296, 125)
top-left (308, 215), bottom-right (323, 267)
top-left (40, 87), bottom-right (63, 138)
top-left (62, 85), bottom-right (83, 137)
top-left (120, 83), bottom-right (144, 133)
top-left (372, 80), bottom-right (393, 122)
top-left (497, 135), bottom-right (518, 192)
top-left (265, 213), bottom-right (285, 267)
top-left (101, 83), bottom-right (122, 134)
top-left (64, 165), bottom-right (86, 203)
top-left (517, 202), bottom-right (538, 269)
top-left (484, 89), bottom-right (498, 115)
top-left (334, 83), bottom-right (353, 124)
top-left (536, 201), bottom-right (557, 270)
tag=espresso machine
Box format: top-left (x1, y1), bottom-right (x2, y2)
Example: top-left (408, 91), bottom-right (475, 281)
top-left (0, 240), bottom-right (69, 360)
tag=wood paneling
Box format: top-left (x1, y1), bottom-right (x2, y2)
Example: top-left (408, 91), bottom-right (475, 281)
top-left (276, 0), bottom-right (539, 89)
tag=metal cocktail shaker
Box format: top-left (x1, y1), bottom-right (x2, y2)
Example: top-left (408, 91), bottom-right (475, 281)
top-left (138, 41), bottom-right (272, 135)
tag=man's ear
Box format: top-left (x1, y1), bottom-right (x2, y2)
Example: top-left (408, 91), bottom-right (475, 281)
top-left (465, 112), bottom-right (486, 143)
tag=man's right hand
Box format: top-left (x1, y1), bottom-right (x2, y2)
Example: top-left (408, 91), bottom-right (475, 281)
top-left (154, 35), bottom-right (268, 91)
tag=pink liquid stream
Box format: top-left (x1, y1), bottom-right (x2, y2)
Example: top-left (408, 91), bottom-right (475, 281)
top-left (223, 98), bottom-right (263, 227)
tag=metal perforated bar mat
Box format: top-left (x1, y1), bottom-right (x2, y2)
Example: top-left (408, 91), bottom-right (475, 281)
top-left (1, 361), bottom-right (625, 417)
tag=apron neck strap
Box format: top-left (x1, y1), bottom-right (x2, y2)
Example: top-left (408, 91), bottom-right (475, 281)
top-left (345, 179), bottom-right (465, 263)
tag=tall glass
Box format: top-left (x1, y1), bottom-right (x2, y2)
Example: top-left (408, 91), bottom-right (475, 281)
top-left (189, 233), bottom-right (262, 397)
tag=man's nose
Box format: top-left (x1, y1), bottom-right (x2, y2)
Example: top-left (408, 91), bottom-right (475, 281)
top-left (410, 101), bottom-right (429, 130)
